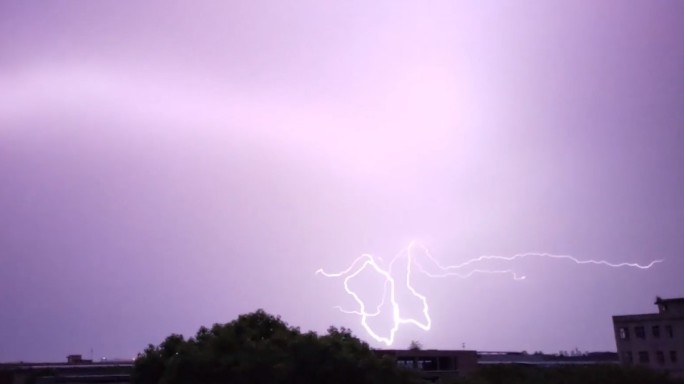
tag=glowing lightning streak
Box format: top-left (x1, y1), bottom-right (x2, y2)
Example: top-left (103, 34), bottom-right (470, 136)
top-left (316, 242), bottom-right (663, 346)
top-left (316, 247), bottom-right (431, 346)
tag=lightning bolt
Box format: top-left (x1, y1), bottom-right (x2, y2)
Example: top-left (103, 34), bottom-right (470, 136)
top-left (315, 242), bottom-right (663, 346)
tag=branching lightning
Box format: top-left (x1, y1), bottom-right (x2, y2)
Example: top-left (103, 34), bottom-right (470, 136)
top-left (315, 242), bottom-right (663, 346)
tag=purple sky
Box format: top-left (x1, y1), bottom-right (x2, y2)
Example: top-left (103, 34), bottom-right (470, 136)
top-left (1, 1), bottom-right (683, 362)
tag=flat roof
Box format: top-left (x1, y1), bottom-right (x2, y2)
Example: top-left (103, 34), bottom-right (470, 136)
top-left (375, 349), bottom-right (477, 354)
top-left (613, 313), bottom-right (684, 322)
top-left (656, 297), bottom-right (684, 303)
top-left (0, 362), bottom-right (133, 370)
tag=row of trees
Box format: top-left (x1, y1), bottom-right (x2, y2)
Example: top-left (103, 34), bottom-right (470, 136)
top-left (133, 309), bottom-right (421, 384)
top-left (134, 309), bottom-right (684, 384)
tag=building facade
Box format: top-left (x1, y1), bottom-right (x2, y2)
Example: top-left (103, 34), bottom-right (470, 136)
top-left (478, 351), bottom-right (618, 366)
top-left (375, 349), bottom-right (479, 381)
top-left (613, 297), bottom-right (684, 378)
top-left (0, 361), bottom-right (132, 384)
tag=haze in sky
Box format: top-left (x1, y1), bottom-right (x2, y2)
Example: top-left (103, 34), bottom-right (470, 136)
top-left (1, 1), bottom-right (683, 361)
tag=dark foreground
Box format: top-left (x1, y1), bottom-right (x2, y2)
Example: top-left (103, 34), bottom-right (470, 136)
top-left (451, 364), bottom-right (684, 384)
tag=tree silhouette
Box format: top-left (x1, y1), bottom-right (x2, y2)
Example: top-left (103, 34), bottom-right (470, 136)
top-left (133, 309), bottom-right (421, 384)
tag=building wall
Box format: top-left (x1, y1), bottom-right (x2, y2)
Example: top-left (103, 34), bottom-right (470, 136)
top-left (375, 349), bottom-right (479, 380)
top-left (613, 299), bottom-right (684, 378)
top-left (0, 364), bottom-right (133, 384)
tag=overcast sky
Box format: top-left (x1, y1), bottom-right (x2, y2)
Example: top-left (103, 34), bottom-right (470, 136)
top-left (1, 1), bottom-right (683, 361)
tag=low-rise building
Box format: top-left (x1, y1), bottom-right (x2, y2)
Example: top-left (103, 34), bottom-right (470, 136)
top-left (478, 351), bottom-right (618, 366)
top-left (375, 349), bottom-right (479, 381)
top-left (0, 356), bottom-right (132, 384)
top-left (613, 297), bottom-right (684, 378)
top-left (4, 350), bottom-right (477, 384)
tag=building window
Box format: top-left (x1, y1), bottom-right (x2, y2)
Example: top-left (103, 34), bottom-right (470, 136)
top-left (671, 351), bottom-right (678, 363)
top-left (656, 351), bottom-right (665, 365)
top-left (397, 358), bottom-right (414, 369)
top-left (619, 327), bottom-right (630, 340)
top-left (623, 351), bottom-right (633, 365)
top-left (635, 326), bottom-right (646, 339)
top-left (638, 351), bottom-right (650, 363)
top-left (652, 325), bottom-right (660, 338)
top-left (665, 325), bottom-right (673, 338)
top-left (417, 358), bottom-right (438, 371)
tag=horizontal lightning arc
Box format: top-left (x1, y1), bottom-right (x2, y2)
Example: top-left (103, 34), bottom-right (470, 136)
top-left (316, 242), bottom-right (663, 346)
